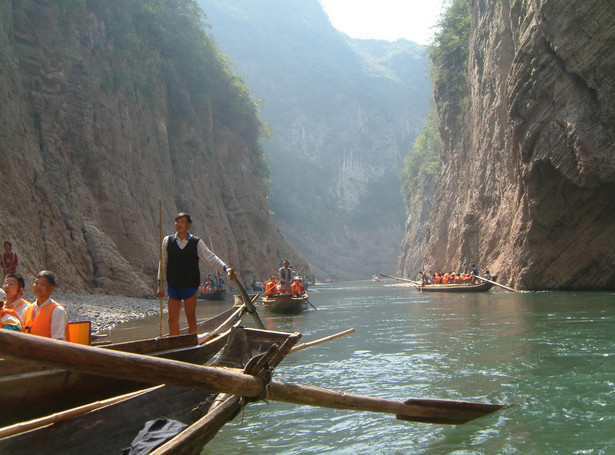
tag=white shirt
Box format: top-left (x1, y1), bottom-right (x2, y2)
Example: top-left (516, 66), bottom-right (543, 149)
top-left (157, 232), bottom-right (227, 285)
top-left (31, 298), bottom-right (68, 340)
top-left (5, 298), bottom-right (31, 325)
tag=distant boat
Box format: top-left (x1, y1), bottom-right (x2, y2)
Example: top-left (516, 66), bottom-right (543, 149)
top-left (261, 293), bottom-right (309, 314)
top-left (198, 288), bottom-right (226, 301)
top-left (416, 276), bottom-right (498, 293)
top-left (372, 275), bottom-right (381, 282)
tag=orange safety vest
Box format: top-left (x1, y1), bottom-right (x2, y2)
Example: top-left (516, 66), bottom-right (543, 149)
top-left (24, 300), bottom-right (69, 340)
top-left (7, 298), bottom-right (31, 325)
top-left (291, 281), bottom-right (303, 296)
top-left (265, 280), bottom-right (276, 296)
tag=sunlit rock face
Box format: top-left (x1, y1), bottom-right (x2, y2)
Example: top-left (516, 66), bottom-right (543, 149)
top-left (0, 1), bottom-right (307, 295)
top-left (400, 0), bottom-right (615, 290)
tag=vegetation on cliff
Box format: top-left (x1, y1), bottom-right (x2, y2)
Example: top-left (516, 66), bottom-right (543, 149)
top-left (400, 106), bottom-right (441, 210)
top-left (428, 0), bottom-right (470, 129)
top-left (83, 0), bottom-right (267, 174)
top-left (400, 0), bottom-right (468, 212)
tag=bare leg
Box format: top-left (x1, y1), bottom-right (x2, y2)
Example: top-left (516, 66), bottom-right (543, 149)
top-left (184, 292), bottom-right (198, 334)
top-left (168, 297), bottom-right (182, 336)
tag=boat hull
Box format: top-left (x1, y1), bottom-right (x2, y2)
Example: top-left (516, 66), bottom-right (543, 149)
top-left (417, 281), bottom-right (495, 293)
top-left (0, 305), bottom-right (244, 427)
top-left (0, 327), bottom-right (299, 455)
top-left (262, 293), bottom-right (309, 314)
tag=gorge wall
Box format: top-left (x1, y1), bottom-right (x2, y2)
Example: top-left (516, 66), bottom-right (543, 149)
top-left (200, 0), bottom-right (431, 281)
top-left (400, 0), bottom-right (615, 290)
top-left (0, 0), bottom-right (307, 296)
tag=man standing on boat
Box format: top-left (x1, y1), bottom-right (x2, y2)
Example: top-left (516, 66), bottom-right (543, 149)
top-left (157, 212), bottom-right (235, 336)
top-left (278, 260), bottom-right (293, 293)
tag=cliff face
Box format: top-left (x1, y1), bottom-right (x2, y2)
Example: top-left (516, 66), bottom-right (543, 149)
top-left (0, 0), bottom-right (307, 295)
top-left (200, 0), bottom-right (431, 281)
top-left (400, 0), bottom-right (615, 290)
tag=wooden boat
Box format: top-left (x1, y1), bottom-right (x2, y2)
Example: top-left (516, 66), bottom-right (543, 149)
top-left (0, 303), bottom-right (246, 427)
top-left (416, 276), bottom-right (498, 293)
top-left (198, 288), bottom-right (226, 300)
top-left (0, 326), bottom-right (300, 455)
top-left (262, 292), bottom-right (309, 313)
top-left (0, 328), bottom-right (506, 452)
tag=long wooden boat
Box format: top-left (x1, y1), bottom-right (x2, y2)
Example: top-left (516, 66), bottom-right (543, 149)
top-left (198, 288), bottom-right (226, 300)
top-left (0, 303), bottom-right (246, 427)
top-left (416, 276), bottom-right (498, 293)
top-left (0, 327), bottom-right (300, 455)
top-left (262, 292), bottom-right (309, 313)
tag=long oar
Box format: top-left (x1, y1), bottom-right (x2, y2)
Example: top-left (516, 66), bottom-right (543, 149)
top-left (476, 275), bottom-right (518, 293)
top-left (380, 273), bottom-right (422, 286)
top-left (231, 276), bottom-right (266, 329)
top-left (0, 331), bottom-right (505, 425)
top-left (290, 328), bottom-right (354, 353)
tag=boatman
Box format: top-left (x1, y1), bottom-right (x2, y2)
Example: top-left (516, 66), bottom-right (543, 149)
top-left (157, 212), bottom-right (236, 336)
top-left (2, 272), bottom-right (31, 324)
top-left (23, 270), bottom-right (69, 340)
top-left (278, 260), bottom-right (293, 293)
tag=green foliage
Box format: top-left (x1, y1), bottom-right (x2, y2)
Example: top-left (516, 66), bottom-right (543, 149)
top-left (84, 0), bottom-right (267, 175)
top-left (428, 0), bottom-right (470, 120)
top-left (400, 106), bottom-right (442, 210)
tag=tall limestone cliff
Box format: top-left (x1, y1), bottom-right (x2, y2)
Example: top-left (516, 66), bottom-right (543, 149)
top-left (0, 0), bottom-right (308, 295)
top-left (400, 0), bottom-right (615, 290)
top-left (200, 0), bottom-right (431, 281)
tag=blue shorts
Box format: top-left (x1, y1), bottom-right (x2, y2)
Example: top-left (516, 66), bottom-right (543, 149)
top-left (168, 286), bottom-right (197, 300)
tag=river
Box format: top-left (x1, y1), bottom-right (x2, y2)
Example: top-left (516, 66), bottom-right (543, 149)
top-left (109, 280), bottom-right (615, 454)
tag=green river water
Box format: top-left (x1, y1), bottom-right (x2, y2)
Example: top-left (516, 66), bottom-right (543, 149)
top-left (114, 280), bottom-right (615, 454)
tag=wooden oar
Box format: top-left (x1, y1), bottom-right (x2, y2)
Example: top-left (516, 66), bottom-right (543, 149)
top-left (289, 328), bottom-right (354, 353)
top-left (0, 331), bottom-right (505, 425)
top-left (476, 275), bottom-right (518, 293)
top-left (0, 386), bottom-right (160, 438)
top-left (380, 273), bottom-right (422, 285)
top-left (231, 276), bottom-right (266, 329)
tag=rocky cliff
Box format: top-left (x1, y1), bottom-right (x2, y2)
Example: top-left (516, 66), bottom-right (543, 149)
top-left (400, 0), bottom-right (615, 290)
top-left (200, 0), bottom-right (431, 281)
top-left (0, 0), bottom-right (308, 295)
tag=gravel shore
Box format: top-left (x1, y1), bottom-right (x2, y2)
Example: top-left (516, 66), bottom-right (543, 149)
top-left (23, 292), bottom-right (160, 334)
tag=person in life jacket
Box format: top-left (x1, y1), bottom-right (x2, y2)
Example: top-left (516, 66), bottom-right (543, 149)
top-left (2, 272), bottom-right (31, 325)
top-left (291, 277), bottom-right (305, 296)
top-left (23, 270), bottom-right (69, 340)
top-left (0, 287), bottom-right (21, 331)
top-left (265, 276), bottom-right (277, 297)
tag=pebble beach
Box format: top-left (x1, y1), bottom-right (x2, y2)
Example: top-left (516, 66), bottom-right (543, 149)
top-left (22, 292), bottom-right (160, 334)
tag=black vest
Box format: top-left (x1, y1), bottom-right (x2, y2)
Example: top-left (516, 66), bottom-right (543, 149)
top-left (167, 235), bottom-right (201, 288)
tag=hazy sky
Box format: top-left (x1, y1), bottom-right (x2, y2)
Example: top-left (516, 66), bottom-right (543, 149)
top-left (319, 0), bottom-right (446, 45)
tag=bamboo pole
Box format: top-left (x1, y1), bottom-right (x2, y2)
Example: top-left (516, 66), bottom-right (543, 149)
top-left (380, 273), bottom-right (422, 285)
top-left (476, 275), bottom-right (518, 293)
top-left (290, 328), bottom-right (354, 353)
top-left (158, 198), bottom-right (164, 337)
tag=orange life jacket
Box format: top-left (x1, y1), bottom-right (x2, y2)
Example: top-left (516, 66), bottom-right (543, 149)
top-left (265, 280), bottom-right (276, 296)
top-left (24, 300), bottom-right (69, 340)
top-left (0, 308), bottom-right (22, 331)
top-left (291, 281), bottom-right (304, 296)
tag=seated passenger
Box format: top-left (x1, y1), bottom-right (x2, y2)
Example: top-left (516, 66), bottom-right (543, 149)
top-left (23, 270), bottom-right (69, 340)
